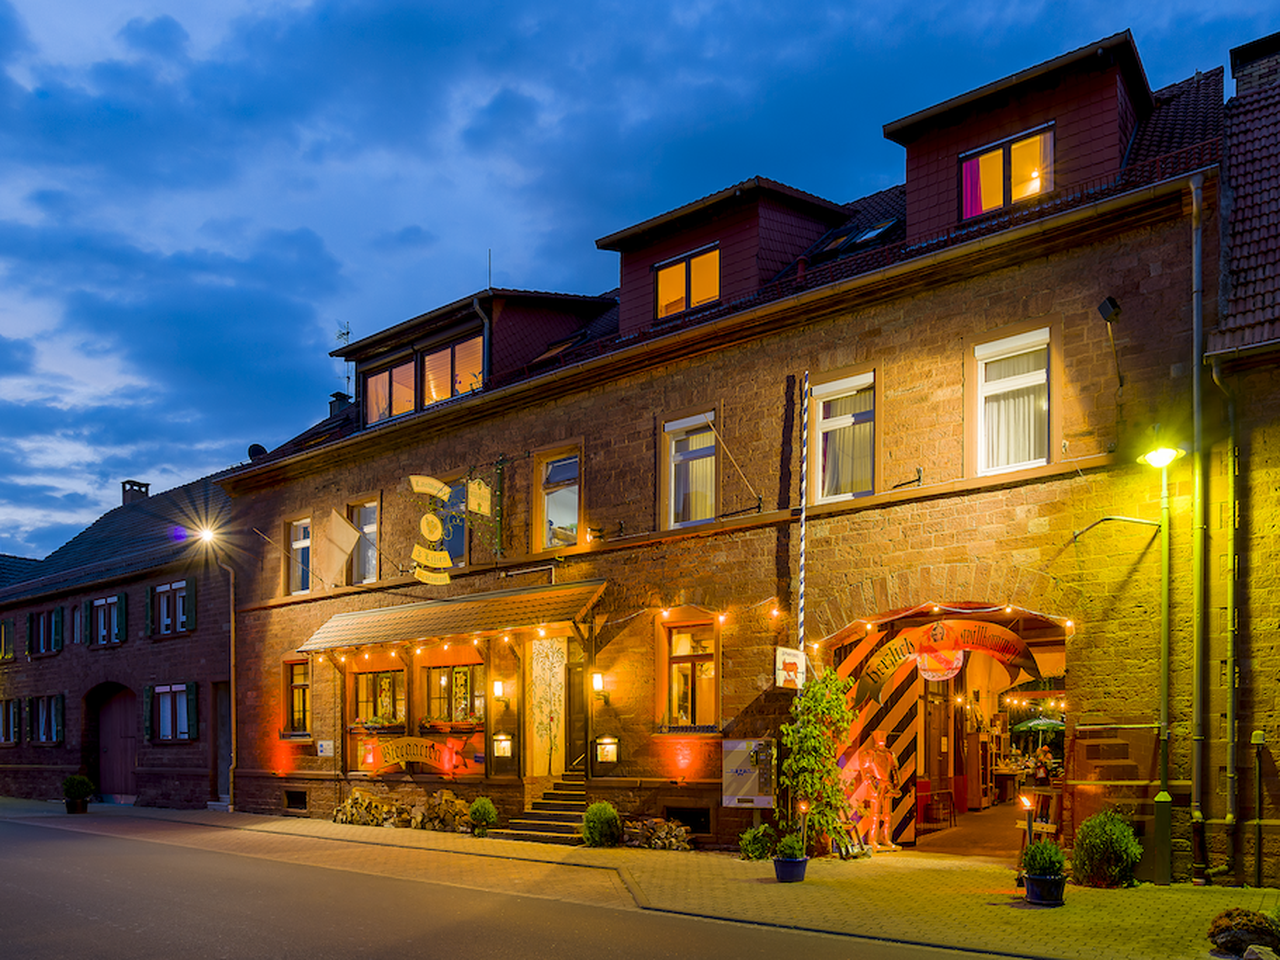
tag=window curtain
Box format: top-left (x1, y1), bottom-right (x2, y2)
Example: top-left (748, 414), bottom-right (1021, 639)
top-left (962, 156), bottom-right (985, 218)
top-left (820, 390), bottom-right (873, 497)
top-left (673, 429), bottom-right (715, 523)
top-left (983, 347), bottom-right (1048, 469)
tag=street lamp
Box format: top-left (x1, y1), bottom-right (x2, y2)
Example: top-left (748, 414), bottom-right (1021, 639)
top-left (1138, 440), bottom-right (1185, 885)
top-left (200, 528), bottom-right (237, 812)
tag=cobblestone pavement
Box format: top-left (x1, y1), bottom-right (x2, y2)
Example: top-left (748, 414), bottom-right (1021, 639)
top-left (3, 797), bottom-right (1276, 960)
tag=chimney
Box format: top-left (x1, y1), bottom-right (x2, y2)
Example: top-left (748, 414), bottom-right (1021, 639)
top-left (122, 480), bottom-right (150, 505)
top-left (330, 391), bottom-right (353, 417)
top-left (1231, 31), bottom-right (1280, 96)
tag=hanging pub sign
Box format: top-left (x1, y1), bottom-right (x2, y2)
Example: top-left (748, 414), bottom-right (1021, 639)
top-left (409, 475), bottom-right (454, 585)
top-left (775, 647), bottom-right (806, 689)
top-left (854, 619), bottom-right (1041, 708)
top-left (466, 478), bottom-right (492, 517)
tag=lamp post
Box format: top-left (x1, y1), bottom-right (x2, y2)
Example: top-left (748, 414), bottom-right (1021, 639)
top-left (1137, 443), bottom-right (1184, 885)
top-left (200, 529), bottom-right (237, 812)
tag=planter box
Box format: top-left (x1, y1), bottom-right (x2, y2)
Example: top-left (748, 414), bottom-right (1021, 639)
top-left (1023, 874), bottom-right (1066, 906)
top-left (773, 857), bottom-right (809, 883)
top-left (65, 798), bottom-right (89, 815)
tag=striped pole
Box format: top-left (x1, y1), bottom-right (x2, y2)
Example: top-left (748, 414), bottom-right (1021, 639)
top-left (799, 371), bottom-right (809, 652)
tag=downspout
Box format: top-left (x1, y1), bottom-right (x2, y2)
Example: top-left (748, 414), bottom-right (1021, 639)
top-left (1211, 358), bottom-right (1239, 879)
top-left (217, 560), bottom-right (237, 812)
top-left (1190, 174), bottom-right (1208, 883)
top-left (473, 297), bottom-right (492, 388)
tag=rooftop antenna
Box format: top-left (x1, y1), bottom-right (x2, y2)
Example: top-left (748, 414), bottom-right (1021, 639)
top-left (335, 321), bottom-right (352, 395)
top-left (488, 248), bottom-right (492, 290)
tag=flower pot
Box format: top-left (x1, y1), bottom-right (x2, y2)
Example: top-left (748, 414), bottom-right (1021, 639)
top-left (1023, 874), bottom-right (1066, 906)
top-left (773, 856), bottom-right (809, 883)
top-left (64, 798), bottom-right (89, 815)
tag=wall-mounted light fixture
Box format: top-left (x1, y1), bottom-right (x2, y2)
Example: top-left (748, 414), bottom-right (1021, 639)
top-left (592, 671), bottom-right (609, 705)
top-left (1098, 296), bottom-right (1126, 389)
top-left (493, 733), bottom-right (513, 758)
top-left (587, 526), bottom-right (604, 543)
top-left (595, 736), bottom-right (618, 764)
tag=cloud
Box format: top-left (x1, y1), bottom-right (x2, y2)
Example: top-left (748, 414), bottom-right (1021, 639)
top-left (118, 15), bottom-right (190, 60)
top-left (370, 224), bottom-right (437, 253)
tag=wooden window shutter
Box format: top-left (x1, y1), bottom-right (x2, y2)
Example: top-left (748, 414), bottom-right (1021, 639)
top-left (52, 607), bottom-right (64, 652)
top-left (25, 613), bottom-right (33, 655)
top-left (55, 694), bottom-right (64, 742)
top-left (24, 698), bottom-right (33, 741)
top-left (1, 619), bottom-right (12, 658)
top-left (185, 579), bottom-right (197, 631)
top-left (82, 601), bottom-right (91, 644)
top-left (145, 586), bottom-right (154, 636)
top-left (142, 686), bottom-right (153, 742)
top-left (115, 593), bottom-right (127, 643)
top-left (185, 683), bottom-right (199, 740)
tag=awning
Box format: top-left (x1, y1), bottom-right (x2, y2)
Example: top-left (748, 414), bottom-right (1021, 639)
top-left (297, 579), bottom-right (607, 653)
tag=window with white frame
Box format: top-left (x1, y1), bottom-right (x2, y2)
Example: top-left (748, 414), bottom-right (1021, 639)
top-left (536, 450), bottom-right (581, 550)
top-left (29, 609), bottom-right (61, 654)
top-left (92, 596), bottom-right (121, 645)
top-left (975, 328), bottom-right (1049, 473)
top-left (289, 519), bottom-right (312, 594)
top-left (0, 699), bottom-right (18, 744)
top-left (151, 683), bottom-right (194, 741)
top-left (810, 373), bottom-right (875, 502)
top-left (1, 619), bottom-right (13, 660)
top-left (665, 413), bottom-right (717, 528)
top-left (32, 694), bottom-right (63, 743)
top-left (350, 502), bottom-right (378, 584)
top-left (153, 581), bottom-right (188, 635)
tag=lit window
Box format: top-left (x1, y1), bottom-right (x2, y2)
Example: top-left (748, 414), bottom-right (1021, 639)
top-left (665, 413), bottom-right (717, 528)
top-left (656, 247), bottom-right (720, 319)
top-left (289, 519), bottom-right (311, 594)
top-left (537, 451), bottom-right (580, 550)
top-left (364, 359), bottom-right (415, 426)
top-left (350, 502), bottom-right (378, 584)
top-left (153, 581), bottom-right (189, 635)
top-left (424, 665), bottom-right (486, 722)
top-left (961, 128), bottom-right (1053, 219)
top-left (0, 620), bottom-right (12, 661)
top-left (356, 670), bottom-right (406, 725)
top-left (810, 374), bottom-right (874, 502)
top-left (423, 335), bottom-right (484, 406)
top-left (976, 328), bottom-right (1049, 473)
top-left (667, 624), bottom-right (716, 727)
top-left (285, 662), bottom-right (311, 736)
top-left (151, 683), bottom-right (194, 742)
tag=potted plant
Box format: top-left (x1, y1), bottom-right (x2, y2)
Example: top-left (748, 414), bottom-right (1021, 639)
top-left (773, 832), bottom-right (809, 882)
top-left (469, 796), bottom-right (498, 837)
top-left (62, 775), bottom-right (94, 814)
top-left (1021, 838), bottom-right (1067, 906)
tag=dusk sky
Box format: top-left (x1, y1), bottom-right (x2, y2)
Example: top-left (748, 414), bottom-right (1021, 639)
top-left (0, 1), bottom-right (1275, 559)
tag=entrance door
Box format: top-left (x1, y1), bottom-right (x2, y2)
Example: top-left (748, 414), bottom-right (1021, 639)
top-left (99, 688), bottom-right (137, 797)
top-left (214, 682), bottom-right (231, 800)
top-left (565, 664), bottom-right (585, 771)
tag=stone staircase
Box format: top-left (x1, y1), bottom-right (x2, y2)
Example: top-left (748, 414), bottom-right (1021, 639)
top-left (489, 770), bottom-right (586, 845)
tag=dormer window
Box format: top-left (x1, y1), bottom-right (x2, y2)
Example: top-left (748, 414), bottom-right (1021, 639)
top-left (655, 246), bottom-right (720, 320)
top-left (363, 334), bottom-right (485, 427)
top-left (961, 127), bottom-right (1053, 219)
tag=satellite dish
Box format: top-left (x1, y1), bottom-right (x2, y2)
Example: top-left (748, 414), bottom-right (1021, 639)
top-left (247, 443), bottom-right (268, 461)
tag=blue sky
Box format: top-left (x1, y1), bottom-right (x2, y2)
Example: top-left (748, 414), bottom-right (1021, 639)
top-left (0, 0), bottom-right (1275, 558)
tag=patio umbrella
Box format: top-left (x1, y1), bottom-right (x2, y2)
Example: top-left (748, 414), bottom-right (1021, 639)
top-left (1011, 715), bottom-right (1064, 748)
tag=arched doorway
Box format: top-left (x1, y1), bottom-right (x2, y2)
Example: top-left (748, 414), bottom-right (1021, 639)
top-left (87, 683), bottom-right (138, 801)
top-left (831, 601), bottom-right (1071, 852)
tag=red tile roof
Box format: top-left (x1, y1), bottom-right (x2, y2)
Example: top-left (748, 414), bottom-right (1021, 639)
top-left (1207, 80), bottom-right (1280, 355)
top-left (1127, 68), bottom-right (1224, 166)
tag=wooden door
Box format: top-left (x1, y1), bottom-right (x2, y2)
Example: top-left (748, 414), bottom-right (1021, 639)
top-left (565, 664), bottom-right (585, 770)
top-left (99, 689), bottom-right (137, 795)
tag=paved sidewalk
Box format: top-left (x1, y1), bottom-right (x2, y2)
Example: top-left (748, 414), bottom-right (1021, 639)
top-left (3, 796), bottom-right (1275, 960)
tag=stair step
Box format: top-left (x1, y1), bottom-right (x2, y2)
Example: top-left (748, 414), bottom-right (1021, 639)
top-left (532, 800), bottom-right (586, 813)
top-left (543, 790), bottom-right (586, 802)
top-left (516, 810), bottom-right (584, 824)
top-left (508, 818), bottom-right (581, 834)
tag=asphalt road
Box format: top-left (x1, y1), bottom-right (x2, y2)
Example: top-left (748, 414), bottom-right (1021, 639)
top-left (0, 819), bottom-right (1009, 960)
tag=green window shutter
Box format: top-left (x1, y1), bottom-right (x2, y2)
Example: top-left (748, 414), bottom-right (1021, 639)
top-left (1, 619), bottom-right (11, 658)
top-left (55, 694), bottom-right (64, 742)
top-left (185, 579), bottom-right (197, 631)
top-left (142, 686), bottom-right (153, 742)
top-left (145, 586), bottom-right (154, 636)
top-left (24, 698), bottom-right (32, 741)
top-left (115, 593), bottom-right (127, 643)
top-left (52, 607), bottom-right (64, 652)
top-left (81, 601), bottom-right (91, 644)
top-left (185, 683), bottom-right (199, 740)
top-left (25, 613), bottom-right (33, 655)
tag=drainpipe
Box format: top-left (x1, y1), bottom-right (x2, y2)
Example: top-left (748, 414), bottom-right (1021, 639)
top-left (216, 560), bottom-right (237, 812)
top-left (1190, 174), bottom-right (1208, 883)
top-left (1211, 359), bottom-right (1239, 879)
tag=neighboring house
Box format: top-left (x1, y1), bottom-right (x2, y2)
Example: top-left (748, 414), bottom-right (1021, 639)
top-left (216, 30), bottom-right (1271, 883)
top-left (0, 478), bottom-right (233, 808)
